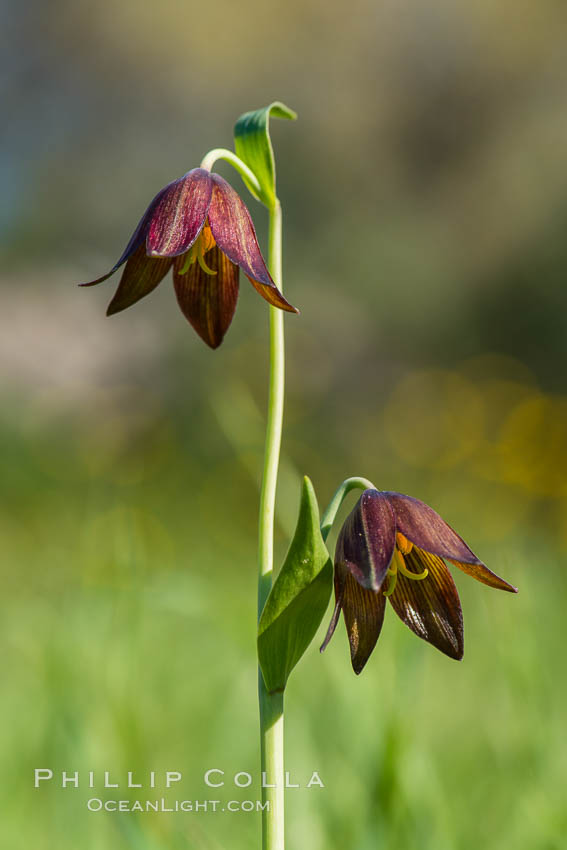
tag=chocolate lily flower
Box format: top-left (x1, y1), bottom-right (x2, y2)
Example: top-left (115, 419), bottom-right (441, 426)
top-left (81, 168), bottom-right (298, 348)
top-left (321, 490), bottom-right (517, 673)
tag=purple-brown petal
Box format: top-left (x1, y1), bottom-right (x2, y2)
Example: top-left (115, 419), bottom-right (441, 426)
top-left (447, 559), bottom-right (518, 593)
top-left (246, 275), bottom-right (298, 313)
top-left (106, 244), bottom-right (173, 315)
top-left (385, 493), bottom-right (517, 592)
top-left (81, 184), bottom-right (170, 287)
top-left (172, 248), bottom-right (239, 349)
top-left (321, 563), bottom-right (386, 674)
top-left (337, 490), bottom-right (396, 591)
top-left (319, 581), bottom-right (343, 655)
top-left (207, 174), bottom-right (298, 314)
top-left (385, 492), bottom-right (482, 565)
top-left (146, 168), bottom-right (213, 258)
top-left (388, 548), bottom-right (464, 660)
top-left (343, 569), bottom-right (386, 674)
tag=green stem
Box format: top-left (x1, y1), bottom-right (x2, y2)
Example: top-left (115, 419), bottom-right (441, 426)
top-left (258, 198), bottom-right (285, 850)
top-left (320, 476), bottom-right (376, 542)
top-left (199, 148), bottom-right (262, 196)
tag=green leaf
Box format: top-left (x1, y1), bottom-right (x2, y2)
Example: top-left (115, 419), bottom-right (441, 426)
top-left (234, 101), bottom-right (297, 208)
top-left (258, 476), bottom-right (333, 693)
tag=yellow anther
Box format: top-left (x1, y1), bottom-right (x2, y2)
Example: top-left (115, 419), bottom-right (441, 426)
top-left (396, 532), bottom-right (413, 555)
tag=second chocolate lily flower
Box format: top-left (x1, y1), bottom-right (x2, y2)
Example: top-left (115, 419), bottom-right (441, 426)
top-left (81, 168), bottom-right (298, 348)
top-left (321, 489), bottom-right (517, 673)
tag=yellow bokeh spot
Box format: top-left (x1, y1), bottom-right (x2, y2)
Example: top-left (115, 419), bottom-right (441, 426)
top-left (498, 394), bottom-right (567, 497)
top-left (384, 369), bottom-right (485, 470)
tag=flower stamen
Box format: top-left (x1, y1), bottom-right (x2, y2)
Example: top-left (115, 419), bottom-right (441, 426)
top-left (383, 565), bottom-right (398, 597)
top-left (396, 532), bottom-right (413, 554)
top-left (383, 547), bottom-right (428, 596)
top-left (396, 552), bottom-right (429, 581)
top-left (179, 222), bottom-right (217, 276)
top-left (197, 252), bottom-right (217, 275)
top-left (398, 556), bottom-right (428, 581)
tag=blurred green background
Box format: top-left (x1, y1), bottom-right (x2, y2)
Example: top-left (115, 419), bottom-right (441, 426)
top-left (2, 0), bottom-right (567, 847)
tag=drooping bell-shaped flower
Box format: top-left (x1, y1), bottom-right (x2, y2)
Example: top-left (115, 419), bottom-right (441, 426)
top-left (321, 489), bottom-right (517, 673)
top-left (81, 168), bottom-right (298, 348)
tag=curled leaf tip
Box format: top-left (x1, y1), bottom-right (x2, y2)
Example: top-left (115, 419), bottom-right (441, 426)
top-left (268, 101), bottom-right (298, 121)
top-left (234, 102), bottom-right (297, 207)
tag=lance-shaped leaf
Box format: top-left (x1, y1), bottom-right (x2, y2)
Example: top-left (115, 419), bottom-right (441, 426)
top-left (258, 476), bottom-right (333, 693)
top-left (234, 101), bottom-right (297, 208)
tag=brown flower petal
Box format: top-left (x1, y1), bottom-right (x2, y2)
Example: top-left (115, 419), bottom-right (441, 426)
top-left (388, 547), bottom-right (464, 660)
top-left (81, 185), bottom-right (170, 287)
top-left (146, 168), bottom-right (213, 257)
top-left (246, 276), bottom-right (299, 312)
top-left (385, 492), bottom-right (482, 565)
top-left (447, 559), bottom-right (518, 593)
top-left (172, 248), bottom-right (239, 349)
top-left (106, 245), bottom-right (173, 315)
top-left (337, 490), bottom-right (396, 591)
top-left (386, 492), bottom-right (517, 593)
top-left (207, 174), bottom-right (298, 314)
top-left (321, 563), bottom-right (386, 674)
